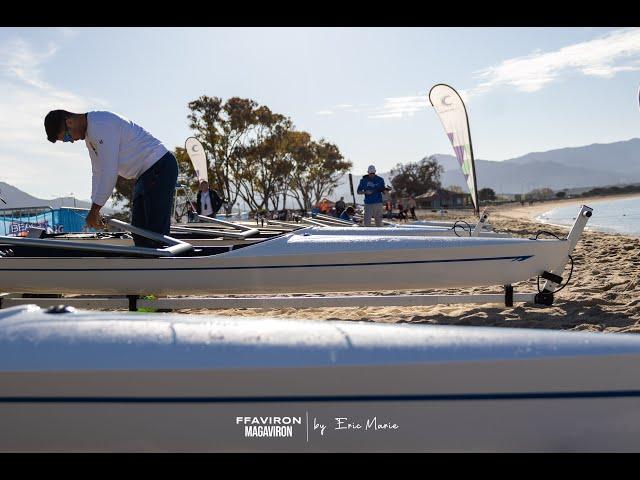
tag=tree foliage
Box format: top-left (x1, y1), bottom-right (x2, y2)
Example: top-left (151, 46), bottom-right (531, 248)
top-left (110, 96), bottom-right (352, 217)
top-left (175, 96), bottom-right (352, 214)
top-left (526, 187), bottom-right (555, 200)
top-left (289, 138), bottom-right (352, 210)
top-left (186, 96), bottom-right (260, 213)
top-left (389, 156), bottom-right (443, 197)
top-left (479, 187), bottom-right (496, 201)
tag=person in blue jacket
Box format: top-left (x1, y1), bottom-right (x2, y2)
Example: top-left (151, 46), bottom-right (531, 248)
top-left (357, 165), bottom-right (388, 227)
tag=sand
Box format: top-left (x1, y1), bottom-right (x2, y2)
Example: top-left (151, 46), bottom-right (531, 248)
top-left (175, 196), bottom-right (640, 333)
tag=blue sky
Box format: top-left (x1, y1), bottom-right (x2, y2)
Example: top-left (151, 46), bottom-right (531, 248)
top-left (0, 27), bottom-right (639, 200)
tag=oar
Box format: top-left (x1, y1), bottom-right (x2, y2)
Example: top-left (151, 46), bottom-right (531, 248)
top-left (197, 215), bottom-right (260, 238)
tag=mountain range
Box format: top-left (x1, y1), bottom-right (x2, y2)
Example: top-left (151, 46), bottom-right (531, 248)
top-left (0, 182), bottom-right (116, 213)
top-left (332, 138), bottom-right (640, 200)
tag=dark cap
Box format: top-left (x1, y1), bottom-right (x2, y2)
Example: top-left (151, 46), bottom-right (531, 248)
top-left (44, 110), bottom-right (72, 143)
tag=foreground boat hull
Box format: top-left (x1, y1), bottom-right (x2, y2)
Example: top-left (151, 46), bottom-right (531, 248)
top-left (0, 234), bottom-right (569, 295)
top-left (1, 306), bottom-right (640, 452)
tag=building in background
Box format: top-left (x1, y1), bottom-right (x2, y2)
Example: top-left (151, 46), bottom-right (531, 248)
top-left (415, 188), bottom-right (472, 210)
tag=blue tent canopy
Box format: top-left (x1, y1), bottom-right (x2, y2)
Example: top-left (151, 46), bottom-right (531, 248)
top-left (0, 207), bottom-right (90, 236)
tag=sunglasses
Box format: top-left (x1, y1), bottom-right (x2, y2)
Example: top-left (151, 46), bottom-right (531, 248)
top-left (62, 124), bottom-right (73, 143)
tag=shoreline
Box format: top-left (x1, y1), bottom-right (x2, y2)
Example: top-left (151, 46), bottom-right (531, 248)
top-left (494, 192), bottom-right (640, 223)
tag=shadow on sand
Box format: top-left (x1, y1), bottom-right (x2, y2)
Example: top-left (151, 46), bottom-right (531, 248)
top-left (328, 299), bottom-right (640, 333)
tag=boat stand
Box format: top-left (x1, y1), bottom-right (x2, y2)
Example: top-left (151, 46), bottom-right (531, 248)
top-left (0, 286), bottom-right (543, 311)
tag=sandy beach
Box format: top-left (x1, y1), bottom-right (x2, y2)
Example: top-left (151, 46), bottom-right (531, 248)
top-left (175, 195), bottom-right (640, 333)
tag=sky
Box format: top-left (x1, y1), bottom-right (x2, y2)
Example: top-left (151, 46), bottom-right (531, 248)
top-left (0, 27), bottom-right (639, 201)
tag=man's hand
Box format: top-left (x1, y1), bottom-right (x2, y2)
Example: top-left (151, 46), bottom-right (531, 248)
top-left (85, 203), bottom-right (105, 229)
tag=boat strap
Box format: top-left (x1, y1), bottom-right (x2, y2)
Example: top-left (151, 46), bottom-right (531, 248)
top-left (541, 271), bottom-right (563, 285)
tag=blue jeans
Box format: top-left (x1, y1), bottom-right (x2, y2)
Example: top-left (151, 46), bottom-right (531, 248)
top-left (131, 152), bottom-right (178, 248)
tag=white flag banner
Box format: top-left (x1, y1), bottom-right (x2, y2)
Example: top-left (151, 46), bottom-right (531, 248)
top-left (185, 137), bottom-right (209, 184)
top-left (428, 84), bottom-right (479, 215)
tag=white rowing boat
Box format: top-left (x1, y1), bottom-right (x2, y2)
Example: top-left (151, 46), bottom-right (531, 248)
top-left (32, 222), bottom-right (507, 250)
top-left (1, 303), bottom-right (639, 452)
top-left (0, 206), bottom-right (592, 297)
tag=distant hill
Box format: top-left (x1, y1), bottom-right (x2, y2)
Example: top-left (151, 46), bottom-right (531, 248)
top-left (438, 138), bottom-right (640, 194)
top-left (0, 182), bottom-right (117, 213)
top-left (329, 138), bottom-right (640, 198)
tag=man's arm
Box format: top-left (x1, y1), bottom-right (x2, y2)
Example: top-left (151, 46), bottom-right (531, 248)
top-left (85, 202), bottom-right (104, 229)
top-left (87, 122), bottom-right (120, 228)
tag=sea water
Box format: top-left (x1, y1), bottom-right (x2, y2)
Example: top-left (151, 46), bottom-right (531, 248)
top-left (537, 196), bottom-right (640, 236)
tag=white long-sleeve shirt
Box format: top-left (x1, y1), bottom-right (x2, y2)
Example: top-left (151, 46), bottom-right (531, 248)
top-left (85, 111), bottom-right (169, 206)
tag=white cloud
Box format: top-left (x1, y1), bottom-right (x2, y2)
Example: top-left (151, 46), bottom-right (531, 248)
top-left (316, 103), bottom-right (373, 117)
top-left (317, 96), bottom-right (427, 119)
top-left (0, 35), bottom-right (104, 198)
top-left (317, 28), bottom-right (640, 121)
top-left (469, 27), bottom-right (640, 96)
top-left (367, 95), bottom-right (427, 119)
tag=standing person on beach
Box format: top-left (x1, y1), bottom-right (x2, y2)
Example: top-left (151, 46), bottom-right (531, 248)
top-left (44, 110), bottom-right (178, 248)
top-left (408, 195), bottom-right (417, 220)
top-left (357, 165), bottom-right (387, 227)
top-left (195, 180), bottom-right (224, 219)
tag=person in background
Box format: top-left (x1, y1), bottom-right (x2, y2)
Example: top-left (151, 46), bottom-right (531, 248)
top-left (397, 202), bottom-right (406, 222)
top-left (408, 195), bottom-right (417, 220)
top-left (334, 197), bottom-right (346, 217)
top-left (320, 199), bottom-right (330, 215)
top-left (357, 165), bottom-right (387, 227)
top-left (339, 205), bottom-right (356, 223)
top-left (196, 180), bottom-right (225, 219)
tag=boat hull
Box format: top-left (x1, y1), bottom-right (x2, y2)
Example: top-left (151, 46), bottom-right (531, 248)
top-left (0, 234), bottom-right (569, 295)
top-left (1, 306), bottom-right (640, 452)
